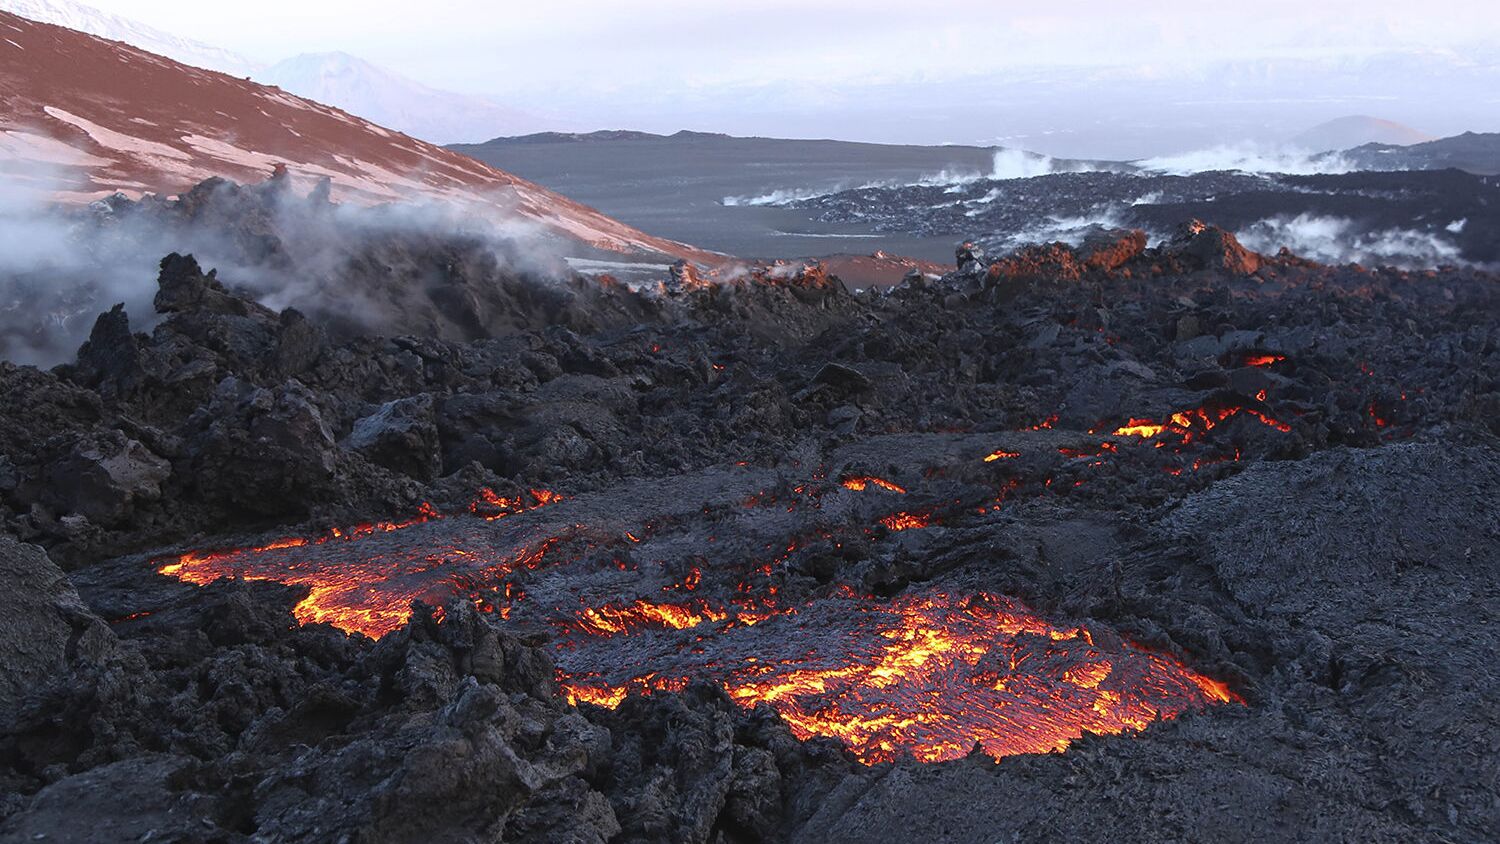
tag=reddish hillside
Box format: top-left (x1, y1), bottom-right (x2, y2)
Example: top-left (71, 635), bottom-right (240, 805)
top-left (0, 11), bottom-right (707, 260)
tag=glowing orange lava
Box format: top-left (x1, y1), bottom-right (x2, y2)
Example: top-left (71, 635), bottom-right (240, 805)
top-left (841, 476), bottom-right (908, 494)
top-left (558, 590), bottom-right (1237, 764)
top-left (879, 512), bottom-right (931, 531)
top-left (472, 488), bottom-right (565, 520)
top-left (984, 449), bottom-right (1021, 462)
top-left (1112, 419), bottom-right (1167, 438)
top-left (572, 599), bottom-right (729, 635)
top-left (157, 490), bottom-right (563, 639)
top-left (1244, 354), bottom-right (1285, 367)
top-left (1106, 403), bottom-right (1292, 446)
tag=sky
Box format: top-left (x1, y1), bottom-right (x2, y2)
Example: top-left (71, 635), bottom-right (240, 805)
top-left (65, 1), bottom-right (1500, 155)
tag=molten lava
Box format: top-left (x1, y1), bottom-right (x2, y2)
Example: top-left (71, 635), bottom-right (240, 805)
top-left (557, 590), bottom-right (1236, 764)
top-left (1244, 353), bottom-right (1286, 368)
top-left (841, 476), bottom-right (907, 494)
top-left (1112, 419), bottom-right (1168, 439)
top-left (157, 490), bottom-right (563, 639)
top-left (1106, 403), bottom-right (1292, 447)
top-left (879, 512), bottom-right (931, 531)
top-left (572, 599), bottom-right (729, 635)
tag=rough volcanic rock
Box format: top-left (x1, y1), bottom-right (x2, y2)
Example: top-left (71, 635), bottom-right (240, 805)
top-left (984, 241), bottom-right (1090, 285)
top-left (1170, 220), bottom-right (1262, 275)
top-left (0, 536), bottom-right (114, 716)
top-left (437, 390), bottom-right (522, 475)
top-left (41, 433), bottom-right (171, 528)
top-left (0, 364), bottom-right (103, 472)
top-left (155, 253), bottom-right (262, 317)
top-left (185, 377), bottom-right (340, 516)
top-left (248, 678), bottom-right (588, 842)
top-left (272, 308), bottom-right (328, 378)
top-left (591, 685), bottom-right (738, 844)
top-left (0, 755), bottom-right (212, 843)
top-left (345, 394), bottom-right (443, 482)
top-left (1078, 227), bottom-right (1149, 271)
top-left (790, 167), bottom-right (1500, 269)
top-left (955, 241), bottom-right (987, 276)
top-left (72, 305), bottom-right (146, 402)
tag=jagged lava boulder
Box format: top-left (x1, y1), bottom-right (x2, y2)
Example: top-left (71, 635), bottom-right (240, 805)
top-left (0, 537), bottom-right (115, 717)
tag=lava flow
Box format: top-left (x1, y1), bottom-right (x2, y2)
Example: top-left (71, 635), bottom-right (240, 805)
top-left (155, 468), bottom-right (1239, 766)
top-left (557, 589), bottom-right (1236, 764)
top-left (841, 476), bottom-right (907, 493)
top-left (157, 489), bottom-right (564, 638)
top-left (1103, 401), bottom-right (1292, 447)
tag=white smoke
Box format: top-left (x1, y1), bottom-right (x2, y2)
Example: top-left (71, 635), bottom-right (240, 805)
top-left (724, 147), bottom-right (1109, 207)
top-left (722, 186), bottom-right (859, 207)
top-left (987, 149), bottom-right (1074, 180)
top-left (0, 171), bottom-right (573, 366)
top-left (1237, 214), bottom-right (1467, 269)
top-left (1137, 144), bottom-right (1364, 176)
top-left (918, 149), bottom-right (1105, 188)
top-left (0, 175), bottom-right (162, 366)
top-left (990, 207), bottom-right (1144, 252)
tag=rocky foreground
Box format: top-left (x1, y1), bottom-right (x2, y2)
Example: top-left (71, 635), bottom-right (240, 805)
top-left (0, 180), bottom-right (1497, 843)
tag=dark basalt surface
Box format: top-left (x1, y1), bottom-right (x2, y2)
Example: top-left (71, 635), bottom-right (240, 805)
top-left (1341, 131), bottom-right (1500, 175)
top-left (0, 180), bottom-right (1498, 842)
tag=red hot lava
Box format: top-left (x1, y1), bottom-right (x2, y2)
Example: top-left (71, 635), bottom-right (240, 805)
top-left (841, 476), bottom-right (907, 494)
top-left (1243, 353), bottom-right (1286, 368)
top-left (1104, 403), bottom-right (1291, 447)
top-left (558, 590), bottom-right (1236, 764)
top-left (158, 489), bottom-right (563, 638)
top-left (879, 512), bottom-right (932, 531)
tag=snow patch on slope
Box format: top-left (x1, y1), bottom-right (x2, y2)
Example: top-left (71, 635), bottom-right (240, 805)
top-left (45, 106), bottom-right (190, 161)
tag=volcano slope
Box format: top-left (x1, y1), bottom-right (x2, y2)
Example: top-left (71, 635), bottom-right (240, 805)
top-left (0, 186), bottom-right (1498, 842)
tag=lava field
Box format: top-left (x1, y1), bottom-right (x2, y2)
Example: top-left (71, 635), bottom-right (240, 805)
top-left (1, 177), bottom-right (1498, 842)
top-left (787, 168), bottom-right (1500, 269)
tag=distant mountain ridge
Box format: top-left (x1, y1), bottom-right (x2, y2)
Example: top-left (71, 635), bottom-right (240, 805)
top-left (484, 130), bottom-right (734, 145)
top-left (256, 52), bottom-right (547, 145)
top-left (1342, 132), bottom-right (1500, 175)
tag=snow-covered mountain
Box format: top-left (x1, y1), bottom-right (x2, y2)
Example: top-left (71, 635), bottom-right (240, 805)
top-left (256, 52), bottom-right (545, 145)
top-left (0, 0), bottom-right (257, 74)
top-left (0, 11), bottom-right (706, 262)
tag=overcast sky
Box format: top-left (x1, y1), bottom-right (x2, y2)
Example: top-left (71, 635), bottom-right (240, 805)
top-left (78, 1), bottom-right (1500, 89)
top-left (74, 1), bottom-right (1500, 154)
